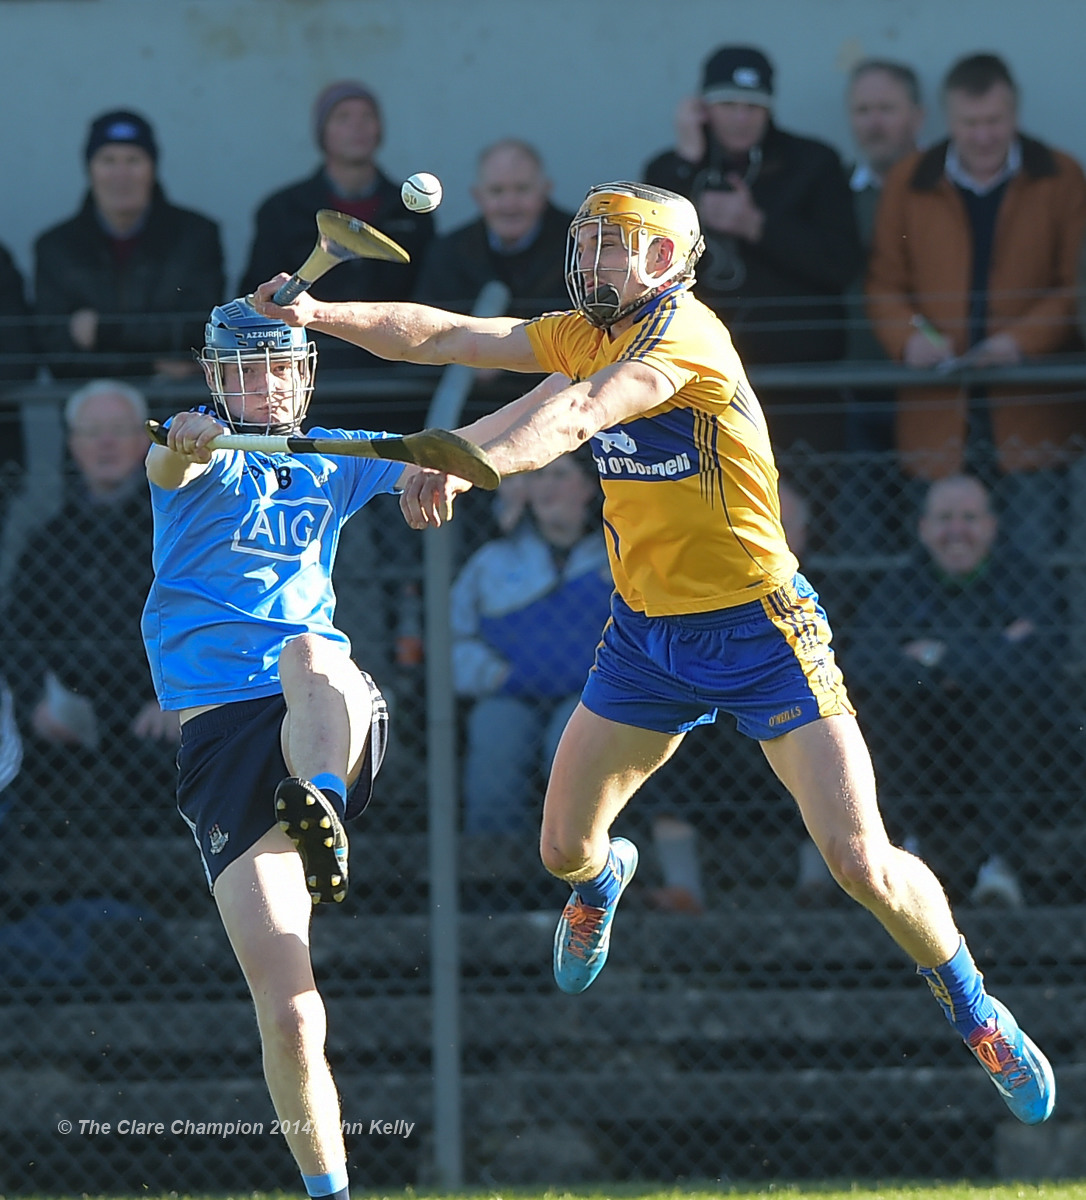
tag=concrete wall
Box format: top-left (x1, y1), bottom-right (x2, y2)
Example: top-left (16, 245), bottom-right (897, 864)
top-left (4, 0), bottom-right (1086, 293)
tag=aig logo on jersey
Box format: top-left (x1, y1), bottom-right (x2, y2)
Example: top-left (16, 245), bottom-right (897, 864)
top-left (232, 497), bottom-right (334, 561)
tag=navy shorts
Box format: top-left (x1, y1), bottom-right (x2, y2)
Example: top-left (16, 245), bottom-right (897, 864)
top-left (176, 676), bottom-right (388, 891)
top-left (581, 574), bottom-right (853, 738)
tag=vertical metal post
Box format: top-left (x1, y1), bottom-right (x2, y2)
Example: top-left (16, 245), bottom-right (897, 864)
top-left (423, 519), bottom-right (462, 1188)
top-left (423, 283), bottom-right (509, 1188)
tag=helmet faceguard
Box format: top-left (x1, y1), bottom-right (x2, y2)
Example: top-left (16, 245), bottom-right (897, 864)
top-left (565, 182), bottom-right (705, 328)
top-left (198, 298), bottom-right (317, 434)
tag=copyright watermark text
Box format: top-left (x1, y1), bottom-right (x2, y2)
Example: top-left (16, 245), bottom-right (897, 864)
top-left (57, 1117), bottom-right (415, 1139)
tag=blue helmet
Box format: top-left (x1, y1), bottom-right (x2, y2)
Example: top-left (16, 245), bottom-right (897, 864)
top-left (198, 298), bottom-right (317, 433)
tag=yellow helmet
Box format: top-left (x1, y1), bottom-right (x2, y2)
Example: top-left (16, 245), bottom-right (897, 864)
top-left (565, 181), bottom-right (704, 327)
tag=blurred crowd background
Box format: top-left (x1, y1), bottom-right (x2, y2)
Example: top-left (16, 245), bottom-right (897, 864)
top-left (3, 0), bottom-right (1086, 1193)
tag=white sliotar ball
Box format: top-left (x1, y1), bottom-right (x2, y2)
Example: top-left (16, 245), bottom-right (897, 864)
top-left (401, 172), bottom-right (443, 213)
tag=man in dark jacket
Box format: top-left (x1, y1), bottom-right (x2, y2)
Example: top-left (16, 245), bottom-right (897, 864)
top-left (34, 110), bottom-right (224, 381)
top-left (414, 139), bottom-right (572, 318)
top-left (238, 80), bottom-right (434, 382)
top-left (840, 474), bottom-right (1078, 906)
top-left (644, 46), bottom-right (861, 371)
top-left (0, 244), bottom-right (34, 388)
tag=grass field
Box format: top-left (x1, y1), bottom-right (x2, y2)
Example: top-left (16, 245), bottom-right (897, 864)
top-left (347, 1186), bottom-right (1085, 1200)
top-left (345, 1186), bottom-right (1086, 1200)
top-left (42, 1184), bottom-right (1086, 1200)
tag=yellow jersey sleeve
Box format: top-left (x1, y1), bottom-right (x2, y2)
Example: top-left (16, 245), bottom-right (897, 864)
top-left (525, 311), bottom-right (600, 379)
top-left (525, 290), bottom-right (797, 616)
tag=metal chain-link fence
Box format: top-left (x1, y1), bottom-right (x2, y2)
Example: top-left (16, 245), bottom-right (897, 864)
top-left (1, 376), bottom-right (1085, 1193)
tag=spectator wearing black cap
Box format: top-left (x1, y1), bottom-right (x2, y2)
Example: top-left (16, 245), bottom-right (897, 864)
top-left (644, 46), bottom-right (862, 450)
top-left (238, 80), bottom-right (435, 390)
top-left (33, 110), bottom-right (224, 381)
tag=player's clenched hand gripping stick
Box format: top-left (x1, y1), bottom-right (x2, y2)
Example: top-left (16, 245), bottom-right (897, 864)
top-left (145, 420), bottom-right (501, 490)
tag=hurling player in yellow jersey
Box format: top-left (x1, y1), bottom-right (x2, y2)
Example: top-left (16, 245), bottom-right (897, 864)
top-left (252, 181), bottom-right (1053, 1125)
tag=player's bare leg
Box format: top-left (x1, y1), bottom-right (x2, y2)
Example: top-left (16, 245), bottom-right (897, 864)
top-left (278, 633), bottom-right (371, 787)
top-left (541, 703), bottom-right (683, 993)
top-left (760, 712), bottom-right (959, 966)
top-left (541, 703), bottom-right (682, 879)
top-left (215, 830), bottom-right (347, 1174)
top-left (276, 634), bottom-right (373, 903)
top-left (762, 711), bottom-right (1055, 1123)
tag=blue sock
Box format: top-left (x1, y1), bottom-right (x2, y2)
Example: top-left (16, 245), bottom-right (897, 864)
top-left (311, 772), bottom-right (347, 817)
top-left (917, 936), bottom-right (996, 1038)
top-left (574, 845), bottom-right (622, 909)
top-left (302, 1167), bottom-right (348, 1200)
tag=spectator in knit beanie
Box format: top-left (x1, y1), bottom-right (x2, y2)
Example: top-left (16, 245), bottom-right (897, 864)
top-left (237, 79), bottom-right (434, 387)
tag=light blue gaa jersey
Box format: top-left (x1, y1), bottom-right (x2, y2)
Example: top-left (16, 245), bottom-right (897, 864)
top-left (141, 428), bottom-right (404, 710)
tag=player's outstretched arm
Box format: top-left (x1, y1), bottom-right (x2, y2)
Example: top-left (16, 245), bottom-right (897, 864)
top-left (457, 359), bottom-right (676, 477)
top-left (391, 361), bottom-right (675, 530)
top-left (249, 276), bottom-right (539, 371)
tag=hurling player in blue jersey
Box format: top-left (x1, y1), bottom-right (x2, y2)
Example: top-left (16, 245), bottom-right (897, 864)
top-left (142, 298), bottom-right (434, 1200)
top-left (252, 181), bottom-right (1055, 1127)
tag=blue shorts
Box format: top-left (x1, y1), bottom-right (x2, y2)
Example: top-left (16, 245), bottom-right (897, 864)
top-left (581, 574), bottom-right (853, 739)
top-left (176, 677), bottom-right (388, 891)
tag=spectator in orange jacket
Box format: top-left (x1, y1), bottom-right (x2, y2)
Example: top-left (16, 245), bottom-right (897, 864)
top-left (868, 55), bottom-right (1084, 556)
top-left (866, 53), bottom-right (1086, 553)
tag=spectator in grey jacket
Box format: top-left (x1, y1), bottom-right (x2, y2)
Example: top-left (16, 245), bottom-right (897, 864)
top-left (3, 380), bottom-right (177, 836)
top-left (452, 450), bottom-right (609, 835)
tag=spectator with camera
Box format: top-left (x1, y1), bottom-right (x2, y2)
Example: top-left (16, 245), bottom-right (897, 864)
top-left (644, 44), bottom-right (861, 453)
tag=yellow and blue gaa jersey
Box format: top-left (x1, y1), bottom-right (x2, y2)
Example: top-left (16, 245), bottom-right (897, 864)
top-left (525, 285), bottom-right (798, 616)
